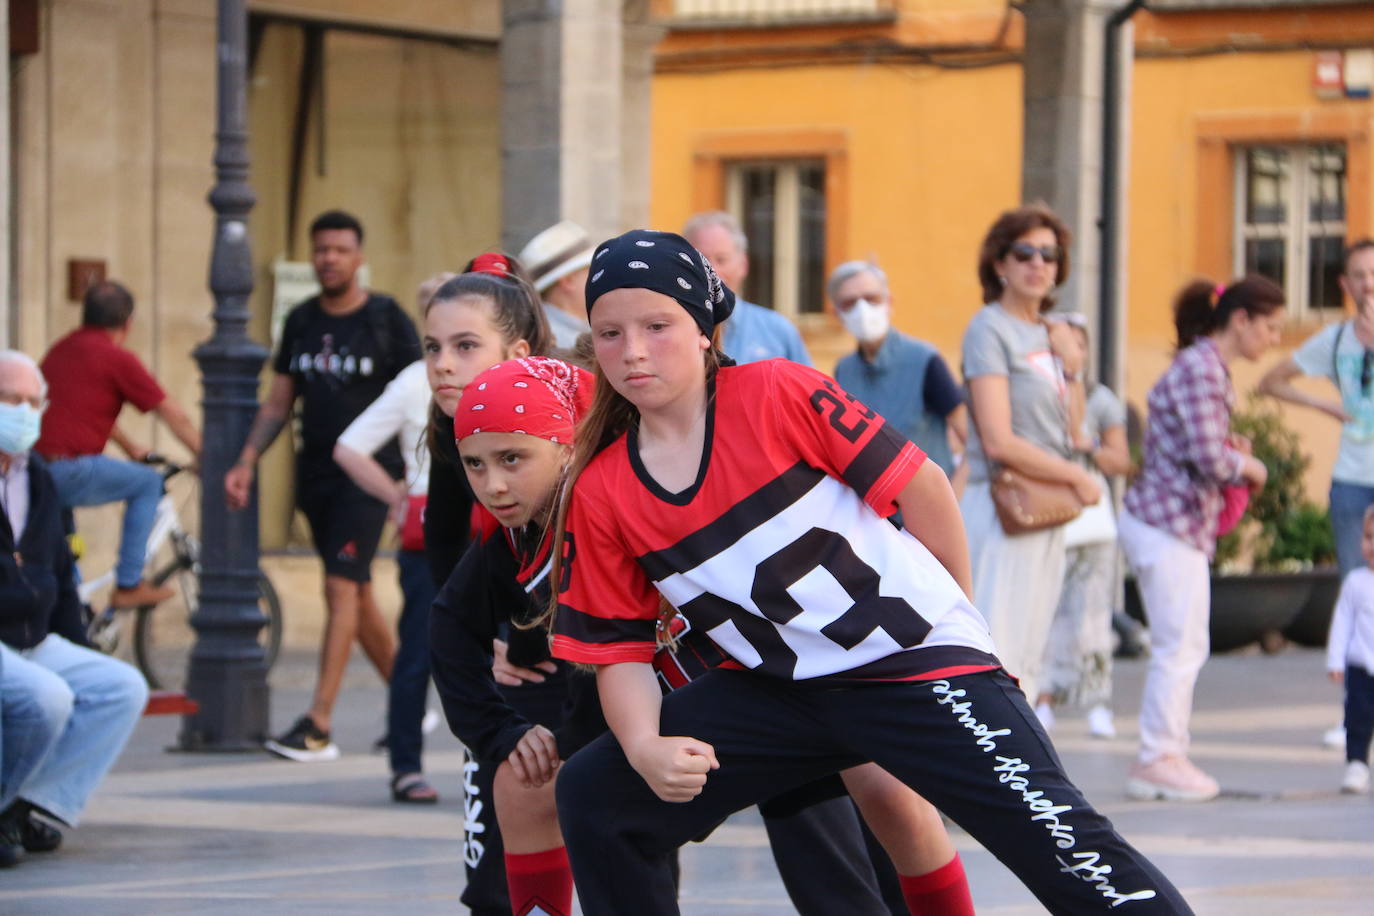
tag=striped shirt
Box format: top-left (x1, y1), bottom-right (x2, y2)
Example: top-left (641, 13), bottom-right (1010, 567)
top-left (1123, 337), bottom-right (1246, 555)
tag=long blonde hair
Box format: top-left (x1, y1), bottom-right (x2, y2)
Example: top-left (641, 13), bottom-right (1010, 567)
top-left (539, 340), bottom-right (725, 642)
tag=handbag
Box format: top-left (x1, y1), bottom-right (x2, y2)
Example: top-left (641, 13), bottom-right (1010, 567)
top-left (400, 494), bottom-right (427, 552)
top-left (989, 466), bottom-right (1084, 536)
top-left (1215, 483), bottom-right (1250, 537)
top-left (968, 320), bottom-right (1085, 536)
top-left (1062, 472), bottom-right (1116, 548)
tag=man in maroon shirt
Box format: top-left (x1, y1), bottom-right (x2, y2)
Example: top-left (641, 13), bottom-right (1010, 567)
top-left (35, 281), bottom-right (202, 608)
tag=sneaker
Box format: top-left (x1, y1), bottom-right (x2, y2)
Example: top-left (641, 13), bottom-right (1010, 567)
top-left (1126, 755), bottom-right (1220, 802)
top-left (1034, 701), bottom-right (1056, 732)
top-left (265, 715), bottom-right (340, 762)
top-left (1341, 760), bottom-right (1370, 795)
top-left (20, 813), bottom-right (61, 853)
top-left (1087, 705), bottom-right (1117, 739)
top-left (1323, 725), bottom-right (1347, 749)
top-left (110, 580), bottom-right (177, 609)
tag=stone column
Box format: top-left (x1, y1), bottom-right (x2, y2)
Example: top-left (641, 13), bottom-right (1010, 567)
top-left (620, 0), bottom-right (664, 230)
top-left (501, 0), bottom-right (625, 253)
top-left (1019, 0), bottom-right (1117, 371)
top-left (0, 3), bottom-right (10, 348)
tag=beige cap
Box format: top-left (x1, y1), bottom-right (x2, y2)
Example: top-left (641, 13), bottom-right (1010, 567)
top-left (518, 220), bottom-right (597, 293)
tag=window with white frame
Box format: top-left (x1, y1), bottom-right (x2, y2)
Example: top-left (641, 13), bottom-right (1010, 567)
top-left (726, 159), bottom-right (827, 317)
top-left (1234, 143), bottom-right (1347, 314)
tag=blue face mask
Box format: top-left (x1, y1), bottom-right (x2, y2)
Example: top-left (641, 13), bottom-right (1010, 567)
top-left (0, 402), bottom-right (42, 455)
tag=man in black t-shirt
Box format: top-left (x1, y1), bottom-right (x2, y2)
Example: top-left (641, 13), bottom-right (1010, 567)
top-left (226, 210), bottom-right (420, 761)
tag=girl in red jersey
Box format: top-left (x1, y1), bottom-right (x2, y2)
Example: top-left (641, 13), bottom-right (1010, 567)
top-left (545, 230), bottom-right (1192, 915)
top-left (436, 356), bottom-right (977, 916)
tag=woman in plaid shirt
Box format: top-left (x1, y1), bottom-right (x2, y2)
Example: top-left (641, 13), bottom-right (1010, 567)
top-left (1120, 276), bottom-right (1283, 802)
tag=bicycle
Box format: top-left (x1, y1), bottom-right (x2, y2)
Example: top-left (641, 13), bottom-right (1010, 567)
top-left (79, 454), bottom-right (283, 691)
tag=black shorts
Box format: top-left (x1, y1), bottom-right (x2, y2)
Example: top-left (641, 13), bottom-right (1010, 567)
top-left (297, 474), bottom-right (389, 582)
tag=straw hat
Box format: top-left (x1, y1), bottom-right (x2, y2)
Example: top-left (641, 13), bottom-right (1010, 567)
top-left (518, 220), bottom-right (597, 293)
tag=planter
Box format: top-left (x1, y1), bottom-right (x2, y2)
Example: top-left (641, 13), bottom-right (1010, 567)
top-left (1125, 572), bottom-right (1311, 654)
top-left (1282, 566), bottom-right (1342, 647)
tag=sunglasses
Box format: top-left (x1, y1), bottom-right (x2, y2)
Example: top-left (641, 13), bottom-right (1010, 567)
top-left (1362, 350), bottom-right (1372, 396)
top-left (1008, 242), bottom-right (1062, 264)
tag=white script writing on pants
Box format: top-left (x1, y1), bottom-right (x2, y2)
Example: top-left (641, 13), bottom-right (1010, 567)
top-left (931, 680), bottom-right (1158, 908)
top-left (462, 755), bottom-right (487, 869)
top-left (1057, 851), bottom-right (1166, 907)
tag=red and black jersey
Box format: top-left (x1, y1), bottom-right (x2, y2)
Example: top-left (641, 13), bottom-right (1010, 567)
top-left (552, 359), bottom-right (997, 681)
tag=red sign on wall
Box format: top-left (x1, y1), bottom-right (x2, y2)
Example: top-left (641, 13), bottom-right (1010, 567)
top-left (1314, 51), bottom-right (1343, 100)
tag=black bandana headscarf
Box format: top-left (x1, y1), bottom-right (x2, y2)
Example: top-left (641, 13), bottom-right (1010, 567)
top-left (584, 230), bottom-right (736, 338)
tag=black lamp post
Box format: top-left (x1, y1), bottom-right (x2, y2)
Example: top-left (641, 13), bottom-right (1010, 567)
top-left (179, 0), bottom-right (271, 751)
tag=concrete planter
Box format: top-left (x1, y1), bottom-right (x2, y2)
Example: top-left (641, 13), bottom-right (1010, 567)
top-left (1125, 572), bottom-right (1311, 654)
top-left (1281, 566), bottom-right (1342, 648)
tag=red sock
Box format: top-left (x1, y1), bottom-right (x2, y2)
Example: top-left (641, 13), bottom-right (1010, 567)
top-left (504, 846), bottom-right (573, 916)
top-left (899, 854), bottom-right (975, 916)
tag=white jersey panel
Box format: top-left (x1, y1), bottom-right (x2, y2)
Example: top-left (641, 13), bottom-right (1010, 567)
top-left (653, 474), bottom-right (992, 679)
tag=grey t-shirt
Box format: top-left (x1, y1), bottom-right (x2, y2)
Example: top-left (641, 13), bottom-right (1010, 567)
top-left (1085, 383), bottom-right (1127, 443)
top-left (961, 304), bottom-right (1072, 482)
top-left (1293, 321), bottom-right (1374, 486)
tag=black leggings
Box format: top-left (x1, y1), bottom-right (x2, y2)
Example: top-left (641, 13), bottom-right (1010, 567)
top-left (556, 668), bottom-right (1193, 916)
top-left (463, 676), bottom-right (898, 916)
top-left (1346, 664), bottom-right (1374, 764)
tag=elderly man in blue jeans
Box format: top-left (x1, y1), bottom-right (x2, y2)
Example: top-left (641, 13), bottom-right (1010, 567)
top-left (0, 350), bottom-right (148, 868)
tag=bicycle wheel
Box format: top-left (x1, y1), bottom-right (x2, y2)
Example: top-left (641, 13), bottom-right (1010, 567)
top-left (133, 560), bottom-right (284, 691)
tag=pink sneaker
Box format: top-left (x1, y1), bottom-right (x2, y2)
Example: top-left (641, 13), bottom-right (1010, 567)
top-left (1126, 755), bottom-right (1220, 802)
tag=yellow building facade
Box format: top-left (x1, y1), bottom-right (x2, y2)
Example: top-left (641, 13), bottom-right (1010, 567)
top-left (650, 0), bottom-right (1374, 501)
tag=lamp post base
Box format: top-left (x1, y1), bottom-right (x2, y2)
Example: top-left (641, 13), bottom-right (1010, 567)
top-left (177, 658), bottom-right (270, 752)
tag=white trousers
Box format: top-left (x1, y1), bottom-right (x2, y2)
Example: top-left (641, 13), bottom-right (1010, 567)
top-left (960, 480), bottom-right (1067, 702)
top-left (1118, 508), bottom-right (1211, 765)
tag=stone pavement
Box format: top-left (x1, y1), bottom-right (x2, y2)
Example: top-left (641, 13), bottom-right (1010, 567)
top-left (0, 645), bottom-right (1369, 914)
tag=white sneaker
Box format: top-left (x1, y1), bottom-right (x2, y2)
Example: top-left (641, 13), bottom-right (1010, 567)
top-left (1087, 705), bottom-right (1117, 739)
top-left (1126, 755), bottom-right (1220, 802)
top-left (1324, 725), bottom-right (1347, 748)
top-left (1034, 701), bottom-right (1056, 732)
top-left (1341, 760), bottom-right (1370, 795)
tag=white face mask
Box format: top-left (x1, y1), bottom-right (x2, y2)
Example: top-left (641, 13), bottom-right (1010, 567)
top-left (839, 298), bottom-right (890, 343)
top-left (0, 401), bottom-right (41, 455)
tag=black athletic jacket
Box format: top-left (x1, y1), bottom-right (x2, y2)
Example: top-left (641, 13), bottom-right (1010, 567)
top-left (429, 521), bottom-right (604, 765)
top-left (0, 453), bottom-right (90, 650)
top-left (422, 411), bottom-right (475, 587)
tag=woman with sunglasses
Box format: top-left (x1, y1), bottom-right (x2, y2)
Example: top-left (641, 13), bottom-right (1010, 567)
top-left (1121, 277), bottom-right (1282, 802)
top-left (959, 203), bottom-right (1102, 704)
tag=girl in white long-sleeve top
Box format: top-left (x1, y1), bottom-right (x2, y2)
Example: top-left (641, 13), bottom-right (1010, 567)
top-left (1327, 504), bottom-right (1374, 795)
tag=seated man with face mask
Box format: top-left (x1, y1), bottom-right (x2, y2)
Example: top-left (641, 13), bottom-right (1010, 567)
top-left (830, 260), bottom-right (967, 477)
top-left (0, 350), bottom-right (149, 867)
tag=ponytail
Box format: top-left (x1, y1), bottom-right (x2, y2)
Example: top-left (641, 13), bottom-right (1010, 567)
top-left (1173, 274), bottom-right (1285, 350)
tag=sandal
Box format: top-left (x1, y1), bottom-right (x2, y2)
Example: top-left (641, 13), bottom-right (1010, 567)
top-left (391, 772), bottom-right (439, 805)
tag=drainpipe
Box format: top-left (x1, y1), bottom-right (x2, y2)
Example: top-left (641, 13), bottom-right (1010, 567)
top-left (1098, 0), bottom-right (1145, 391)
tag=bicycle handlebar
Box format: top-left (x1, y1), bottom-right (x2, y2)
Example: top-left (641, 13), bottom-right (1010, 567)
top-left (140, 452), bottom-right (186, 482)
